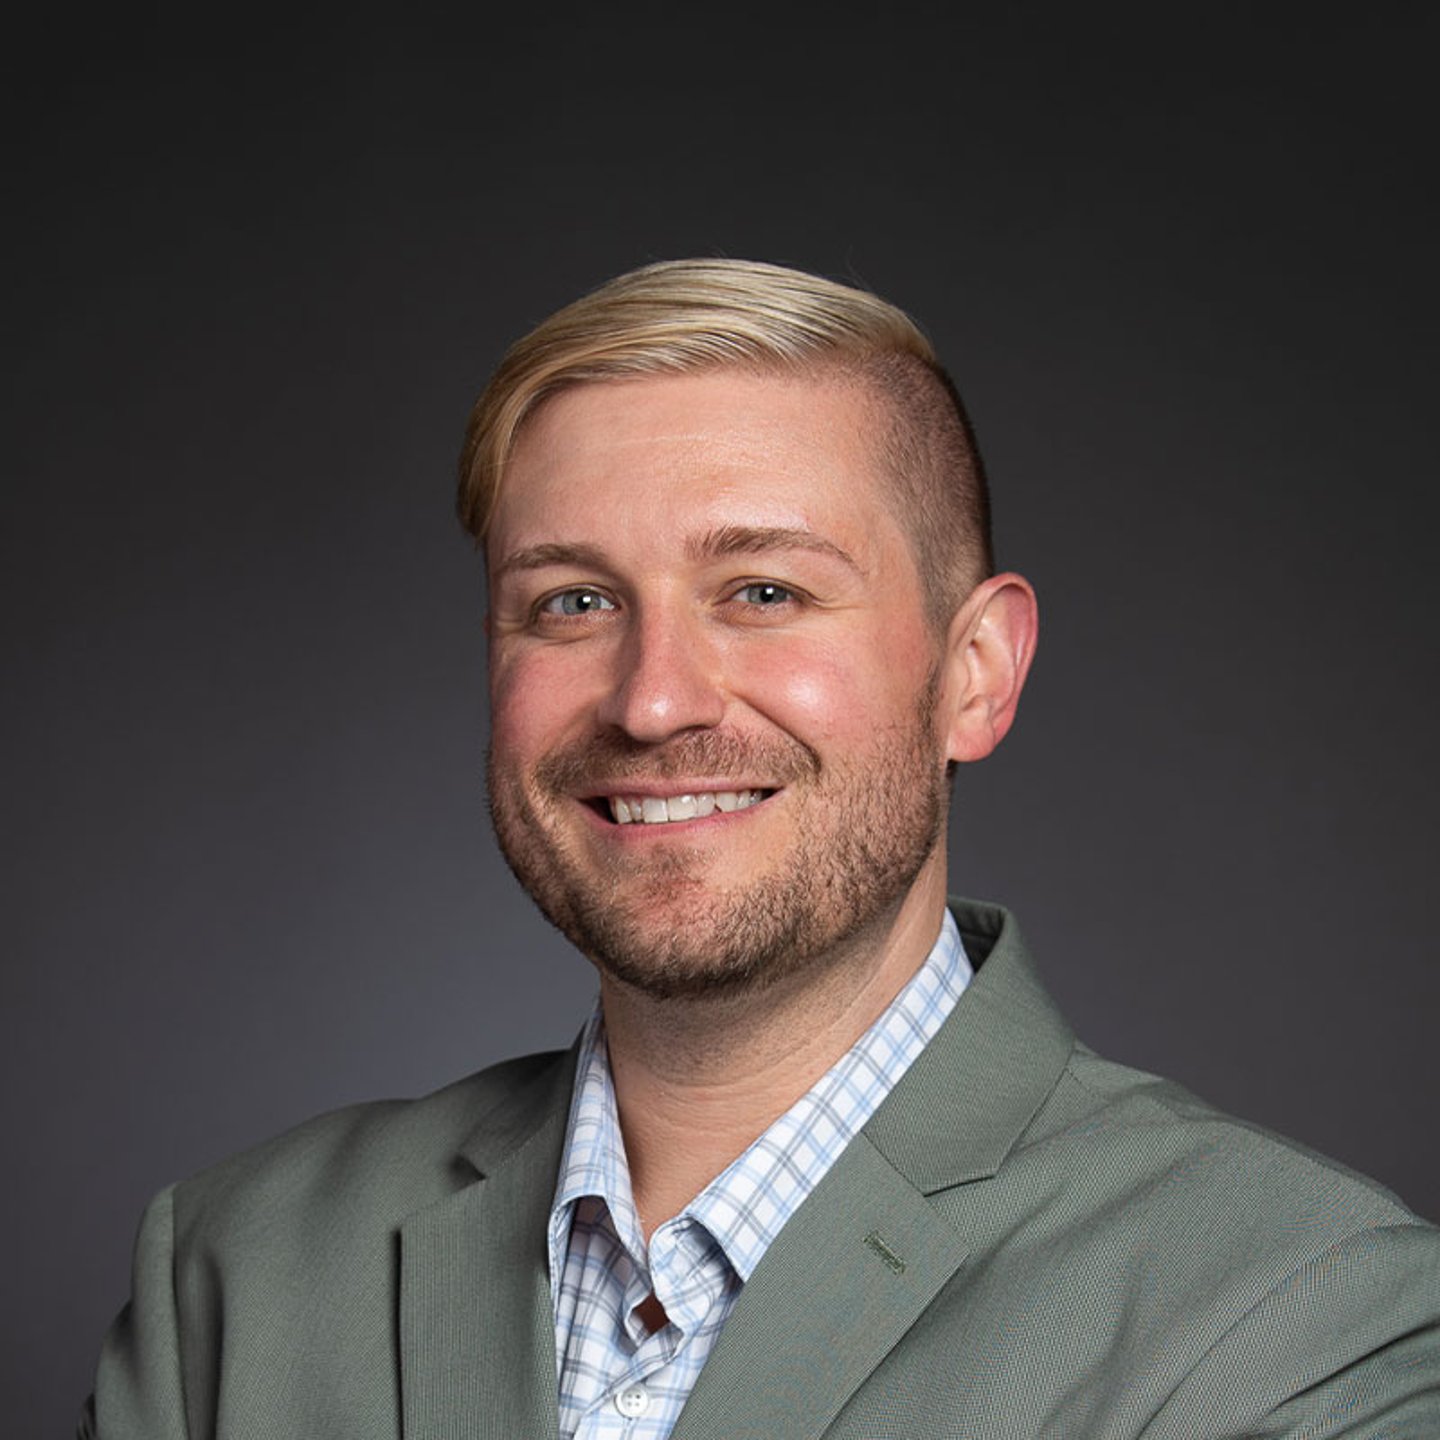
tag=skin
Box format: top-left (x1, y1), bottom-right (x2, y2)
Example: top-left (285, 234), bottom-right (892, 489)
top-left (485, 369), bottom-right (1037, 1235)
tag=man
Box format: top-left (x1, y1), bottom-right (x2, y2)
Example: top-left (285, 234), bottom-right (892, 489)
top-left (84, 260), bottom-right (1439, 1438)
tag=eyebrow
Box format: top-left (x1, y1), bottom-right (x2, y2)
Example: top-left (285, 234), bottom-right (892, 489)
top-left (494, 526), bottom-right (864, 581)
top-left (492, 542), bottom-right (610, 580)
top-left (685, 524), bottom-right (864, 574)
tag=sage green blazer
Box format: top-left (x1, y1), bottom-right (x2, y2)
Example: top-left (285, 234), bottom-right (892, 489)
top-left (83, 900), bottom-right (1440, 1438)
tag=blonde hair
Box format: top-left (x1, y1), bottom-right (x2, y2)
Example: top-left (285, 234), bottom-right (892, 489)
top-left (457, 258), bottom-right (993, 616)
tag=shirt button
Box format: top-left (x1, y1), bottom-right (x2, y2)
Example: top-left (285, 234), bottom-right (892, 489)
top-left (615, 1383), bottom-right (651, 1418)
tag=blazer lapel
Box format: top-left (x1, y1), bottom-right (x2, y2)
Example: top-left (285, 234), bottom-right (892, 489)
top-left (670, 1132), bottom-right (970, 1440)
top-left (398, 1049), bottom-right (577, 1440)
top-left (673, 898), bottom-right (1074, 1440)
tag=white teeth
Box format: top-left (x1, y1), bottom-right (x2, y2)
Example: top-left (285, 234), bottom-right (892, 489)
top-left (605, 790), bottom-right (765, 825)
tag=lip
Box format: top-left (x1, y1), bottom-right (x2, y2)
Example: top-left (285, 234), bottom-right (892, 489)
top-left (577, 778), bottom-right (778, 801)
top-left (574, 784), bottom-right (783, 832)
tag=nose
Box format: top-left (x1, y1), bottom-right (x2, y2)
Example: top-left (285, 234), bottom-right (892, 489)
top-left (595, 606), bottom-right (726, 743)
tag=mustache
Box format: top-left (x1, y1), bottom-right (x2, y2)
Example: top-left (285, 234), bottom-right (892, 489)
top-left (531, 730), bottom-right (821, 794)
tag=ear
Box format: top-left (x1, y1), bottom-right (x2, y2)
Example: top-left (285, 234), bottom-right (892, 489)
top-left (938, 572), bottom-right (1039, 764)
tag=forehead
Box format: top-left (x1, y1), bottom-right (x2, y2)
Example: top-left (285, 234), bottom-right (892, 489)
top-left (488, 369), bottom-right (899, 555)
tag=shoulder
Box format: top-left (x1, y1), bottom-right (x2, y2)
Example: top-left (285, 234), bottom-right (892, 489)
top-left (985, 1039), bottom-right (1434, 1283)
top-left (944, 896), bottom-right (1429, 1244)
top-left (993, 1042), bottom-right (1439, 1366)
top-left (895, 1039), bottom-right (1440, 1433)
top-left (1041, 1042), bottom-right (1423, 1230)
top-left (169, 1048), bottom-right (571, 1252)
top-left (89, 1048), bottom-right (577, 1439)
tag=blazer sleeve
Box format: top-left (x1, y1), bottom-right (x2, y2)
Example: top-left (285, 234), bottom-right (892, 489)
top-left (79, 1186), bottom-right (191, 1440)
top-left (1145, 1221), bottom-right (1440, 1438)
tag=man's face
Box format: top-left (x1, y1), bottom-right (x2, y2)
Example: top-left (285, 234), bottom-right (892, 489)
top-left (485, 370), bottom-right (955, 999)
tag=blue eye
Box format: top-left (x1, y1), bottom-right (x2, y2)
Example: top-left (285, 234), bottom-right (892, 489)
top-left (542, 588), bottom-right (616, 617)
top-left (737, 582), bottom-right (793, 606)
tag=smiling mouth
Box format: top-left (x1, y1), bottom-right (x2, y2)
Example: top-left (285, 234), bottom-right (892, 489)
top-left (596, 789), bottom-right (774, 825)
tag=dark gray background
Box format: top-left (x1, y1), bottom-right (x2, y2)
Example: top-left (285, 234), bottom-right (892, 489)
top-left (6, 9), bottom-right (1436, 1431)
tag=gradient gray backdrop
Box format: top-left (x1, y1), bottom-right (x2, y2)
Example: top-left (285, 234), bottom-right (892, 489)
top-left (6, 10), bottom-right (1437, 1432)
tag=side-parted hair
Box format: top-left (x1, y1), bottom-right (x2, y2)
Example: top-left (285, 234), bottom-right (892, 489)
top-left (457, 258), bottom-right (994, 621)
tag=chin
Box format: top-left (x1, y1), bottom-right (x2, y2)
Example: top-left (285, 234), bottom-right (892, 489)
top-left (535, 851), bottom-right (929, 1004)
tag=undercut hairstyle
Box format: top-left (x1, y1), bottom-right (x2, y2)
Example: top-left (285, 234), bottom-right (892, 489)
top-left (457, 258), bottom-right (994, 622)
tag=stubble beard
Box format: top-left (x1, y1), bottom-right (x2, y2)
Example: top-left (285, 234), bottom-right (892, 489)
top-left (487, 676), bottom-right (949, 1002)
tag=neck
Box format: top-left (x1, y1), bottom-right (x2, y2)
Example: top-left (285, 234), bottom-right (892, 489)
top-left (599, 859), bottom-right (949, 1238)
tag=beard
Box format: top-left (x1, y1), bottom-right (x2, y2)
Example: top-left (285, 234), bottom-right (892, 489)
top-left (487, 672), bottom-right (949, 1001)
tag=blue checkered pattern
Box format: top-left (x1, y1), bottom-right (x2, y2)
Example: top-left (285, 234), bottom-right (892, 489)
top-left (547, 912), bottom-right (972, 1438)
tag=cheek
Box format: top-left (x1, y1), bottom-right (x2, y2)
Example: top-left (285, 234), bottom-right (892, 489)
top-left (738, 634), bottom-right (926, 747)
top-left (765, 664), bottom-right (850, 743)
top-left (488, 650), bottom-right (586, 762)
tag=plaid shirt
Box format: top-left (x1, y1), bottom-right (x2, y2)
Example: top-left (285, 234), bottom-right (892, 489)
top-left (547, 912), bottom-right (972, 1438)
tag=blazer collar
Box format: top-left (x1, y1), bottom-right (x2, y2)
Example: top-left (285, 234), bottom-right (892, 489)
top-left (864, 896), bottom-right (1074, 1192)
top-left (456, 1042), bottom-right (581, 1181)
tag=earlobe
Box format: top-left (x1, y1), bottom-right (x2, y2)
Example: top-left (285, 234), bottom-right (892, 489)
top-left (941, 573), bottom-right (1039, 764)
